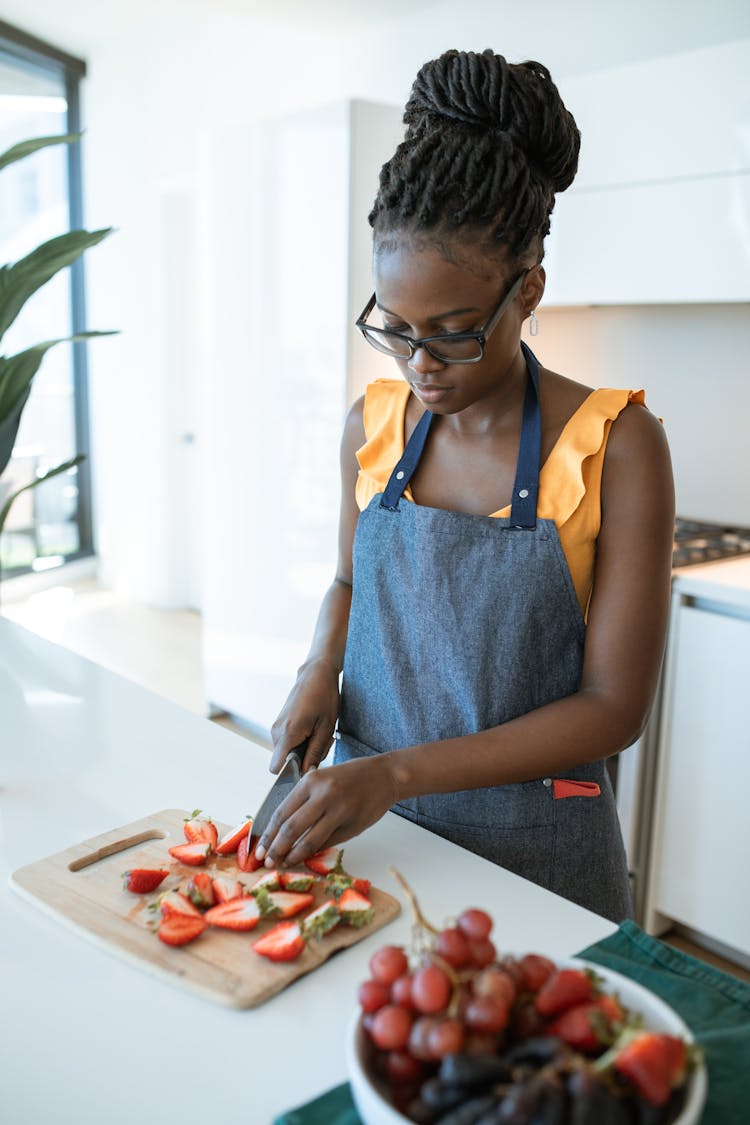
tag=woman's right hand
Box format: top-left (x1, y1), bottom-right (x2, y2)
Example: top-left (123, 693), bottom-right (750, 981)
top-left (269, 657), bottom-right (340, 775)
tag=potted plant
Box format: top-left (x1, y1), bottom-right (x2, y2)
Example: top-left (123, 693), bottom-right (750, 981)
top-left (0, 132), bottom-right (114, 581)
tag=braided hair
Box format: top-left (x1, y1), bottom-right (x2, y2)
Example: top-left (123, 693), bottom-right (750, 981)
top-left (370, 49), bottom-right (580, 264)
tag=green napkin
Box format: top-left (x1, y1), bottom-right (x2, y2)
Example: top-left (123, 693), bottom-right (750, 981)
top-left (276, 920), bottom-right (750, 1125)
top-left (577, 919), bottom-right (750, 1125)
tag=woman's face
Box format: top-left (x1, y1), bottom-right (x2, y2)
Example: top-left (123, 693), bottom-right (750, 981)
top-left (372, 235), bottom-right (533, 416)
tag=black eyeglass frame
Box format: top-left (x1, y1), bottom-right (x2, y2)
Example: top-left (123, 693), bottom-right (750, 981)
top-left (355, 267), bottom-right (530, 365)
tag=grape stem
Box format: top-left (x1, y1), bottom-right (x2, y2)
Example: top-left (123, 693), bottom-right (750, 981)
top-left (388, 866), bottom-right (439, 935)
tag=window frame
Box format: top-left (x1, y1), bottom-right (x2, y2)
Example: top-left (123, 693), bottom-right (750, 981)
top-left (0, 19), bottom-right (93, 578)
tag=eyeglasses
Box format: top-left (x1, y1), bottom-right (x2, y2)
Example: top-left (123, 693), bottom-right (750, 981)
top-left (355, 268), bottom-right (529, 365)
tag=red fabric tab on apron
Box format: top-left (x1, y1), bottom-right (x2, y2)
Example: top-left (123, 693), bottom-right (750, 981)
top-left (553, 779), bottom-right (601, 799)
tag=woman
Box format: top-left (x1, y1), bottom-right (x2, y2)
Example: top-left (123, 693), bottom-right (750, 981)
top-left (254, 48), bottom-right (674, 922)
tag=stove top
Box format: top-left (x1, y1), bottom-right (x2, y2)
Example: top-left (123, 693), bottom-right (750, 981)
top-left (673, 517), bottom-right (750, 568)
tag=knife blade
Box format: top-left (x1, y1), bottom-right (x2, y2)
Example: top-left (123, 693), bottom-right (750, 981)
top-left (251, 740), bottom-right (308, 842)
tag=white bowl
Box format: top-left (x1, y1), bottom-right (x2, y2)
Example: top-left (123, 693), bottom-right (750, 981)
top-left (346, 956), bottom-right (708, 1125)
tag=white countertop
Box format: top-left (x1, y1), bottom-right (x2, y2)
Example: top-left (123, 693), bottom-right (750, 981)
top-left (672, 555), bottom-right (750, 609)
top-left (0, 617), bottom-right (615, 1125)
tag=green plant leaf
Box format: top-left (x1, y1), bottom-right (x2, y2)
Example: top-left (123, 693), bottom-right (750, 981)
top-left (0, 453), bottom-right (85, 540)
top-left (0, 333), bottom-right (116, 475)
top-left (0, 227), bottom-right (113, 345)
top-left (0, 133), bottom-right (81, 173)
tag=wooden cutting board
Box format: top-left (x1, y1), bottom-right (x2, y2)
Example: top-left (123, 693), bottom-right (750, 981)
top-left (10, 808), bottom-right (401, 1009)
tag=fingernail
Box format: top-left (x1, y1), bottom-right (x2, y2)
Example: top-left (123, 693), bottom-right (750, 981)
top-left (264, 856), bottom-right (275, 868)
top-left (255, 844), bottom-right (265, 861)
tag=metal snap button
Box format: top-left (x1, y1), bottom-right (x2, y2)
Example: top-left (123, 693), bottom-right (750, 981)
top-left (542, 777), bottom-right (552, 787)
top-left (519, 488), bottom-right (529, 498)
top-left (396, 471), bottom-right (405, 480)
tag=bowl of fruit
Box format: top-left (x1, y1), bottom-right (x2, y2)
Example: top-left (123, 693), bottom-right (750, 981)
top-left (346, 871), bottom-right (707, 1125)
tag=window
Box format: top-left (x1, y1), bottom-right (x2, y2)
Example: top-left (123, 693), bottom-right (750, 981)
top-left (0, 20), bottom-right (90, 578)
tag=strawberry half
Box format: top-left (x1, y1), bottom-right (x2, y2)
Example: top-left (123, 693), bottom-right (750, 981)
top-left (204, 896), bottom-right (261, 931)
top-left (215, 818), bottom-right (252, 856)
top-left (249, 870), bottom-right (281, 895)
top-left (611, 1031), bottom-right (688, 1106)
top-left (547, 998), bottom-right (621, 1054)
top-left (279, 871), bottom-right (318, 892)
top-left (255, 888), bottom-right (315, 919)
top-left (157, 913), bottom-right (207, 946)
top-left (212, 875), bottom-right (244, 904)
top-left (122, 868), bottom-right (168, 894)
top-left (168, 841), bottom-right (212, 866)
top-left (183, 809), bottom-right (218, 849)
top-left (253, 921), bottom-right (305, 962)
top-left (338, 887), bottom-right (375, 928)
top-left (186, 871), bottom-right (215, 909)
top-left (301, 899), bottom-right (341, 939)
top-left (157, 890), bottom-right (202, 918)
top-left (304, 846), bottom-right (344, 876)
top-left (237, 833), bottom-right (263, 872)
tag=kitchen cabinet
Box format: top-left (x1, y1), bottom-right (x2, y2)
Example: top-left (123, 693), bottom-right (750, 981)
top-left (645, 560), bottom-right (750, 961)
top-left (543, 39), bottom-right (750, 305)
top-left (198, 99), bottom-right (402, 734)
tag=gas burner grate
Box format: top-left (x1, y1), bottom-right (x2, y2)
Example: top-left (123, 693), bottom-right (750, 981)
top-left (673, 518), bottom-right (750, 568)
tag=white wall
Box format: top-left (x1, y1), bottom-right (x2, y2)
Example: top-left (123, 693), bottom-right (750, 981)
top-left (3, 0), bottom-right (750, 607)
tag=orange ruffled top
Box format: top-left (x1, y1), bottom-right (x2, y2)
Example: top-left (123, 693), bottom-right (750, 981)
top-left (355, 378), bottom-right (647, 619)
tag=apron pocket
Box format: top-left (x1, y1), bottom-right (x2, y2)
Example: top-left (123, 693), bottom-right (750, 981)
top-left (415, 809), bottom-right (556, 892)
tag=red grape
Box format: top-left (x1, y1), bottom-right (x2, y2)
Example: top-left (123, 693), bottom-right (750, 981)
top-left (464, 994), bottom-right (510, 1033)
top-left (369, 944), bottom-right (409, 985)
top-left (435, 926), bottom-right (471, 968)
top-left (519, 953), bottom-right (556, 992)
top-left (391, 974), bottom-right (415, 1009)
top-left (411, 963), bottom-right (452, 1014)
top-left (408, 1015), bottom-right (441, 1061)
top-left (473, 966), bottom-right (517, 1007)
top-left (457, 908), bottom-right (493, 941)
top-left (468, 937), bottom-right (496, 967)
top-left (369, 1004), bottom-right (412, 1050)
top-left (426, 1017), bottom-right (465, 1058)
top-left (358, 978), bottom-right (391, 1014)
top-left (385, 1049), bottom-right (423, 1085)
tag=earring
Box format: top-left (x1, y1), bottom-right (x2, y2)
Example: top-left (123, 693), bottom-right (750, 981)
top-left (529, 309), bottom-right (539, 337)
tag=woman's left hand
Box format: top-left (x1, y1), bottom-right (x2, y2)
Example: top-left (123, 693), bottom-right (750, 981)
top-left (253, 755), bottom-right (398, 868)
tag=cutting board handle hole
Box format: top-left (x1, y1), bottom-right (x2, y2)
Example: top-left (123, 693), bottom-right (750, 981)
top-left (68, 829), bottom-right (167, 872)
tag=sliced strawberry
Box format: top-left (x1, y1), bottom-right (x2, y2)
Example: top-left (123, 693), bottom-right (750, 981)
top-left (211, 875), bottom-right (244, 904)
top-left (215, 817), bottom-right (252, 856)
top-left (253, 920), bottom-right (305, 962)
top-left (158, 890), bottom-right (202, 918)
top-left (237, 833), bottom-right (263, 872)
top-left (186, 871), bottom-right (215, 909)
top-left (610, 1031), bottom-right (688, 1106)
top-left (157, 913), bottom-right (207, 946)
top-left (248, 870), bottom-right (281, 895)
top-left (352, 876), bottom-right (371, 896)
top-left (304, 846), bottom-right (344, 876)
top-left (301, 899), bottom-right (341, 939)
top-left (255, 888), bottom-right (315, 919)
top-left (122, 868), bottom-right (168, 894)
top-left (182, 809), bottom-right (218, 849)
top-left (168, 841), bottom-right (212, 866)
top-left (279, 871), bottom-right (319, 892)
top-left (338, 887), bottom-right (375, 928)
top-left (204, 896), bottom-right (261, 931)
top-left (535, 967), bottom-right (595, 1016)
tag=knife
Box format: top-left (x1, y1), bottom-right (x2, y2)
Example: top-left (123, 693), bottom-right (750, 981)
top-left (251, 740), bottom-right (308, 842)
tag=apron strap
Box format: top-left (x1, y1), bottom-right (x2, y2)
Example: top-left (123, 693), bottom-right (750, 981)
top-left (380, 341), bottom-right (542, 524)
top-left (380, 408), bottom-right (435, 511)
top-left (509, 341), bottom-right (541, 529)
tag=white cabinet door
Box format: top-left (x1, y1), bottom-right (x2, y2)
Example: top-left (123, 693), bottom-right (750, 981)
top-left (650, 603), bottom-right (750, 957)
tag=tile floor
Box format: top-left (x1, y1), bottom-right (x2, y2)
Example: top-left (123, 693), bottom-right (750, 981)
top-left (3, 575), bottom-right (749, 985)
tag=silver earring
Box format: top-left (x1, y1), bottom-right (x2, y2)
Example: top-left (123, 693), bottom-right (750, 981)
top-left (529, 309), bottom-right (539, 337)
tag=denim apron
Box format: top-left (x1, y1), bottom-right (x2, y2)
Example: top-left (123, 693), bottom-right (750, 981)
top-left (334, 343), bottom-right (633, 922)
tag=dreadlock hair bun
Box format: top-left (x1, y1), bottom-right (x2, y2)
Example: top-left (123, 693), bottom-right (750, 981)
top-left (370, 48), bottom-right (581, 261)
